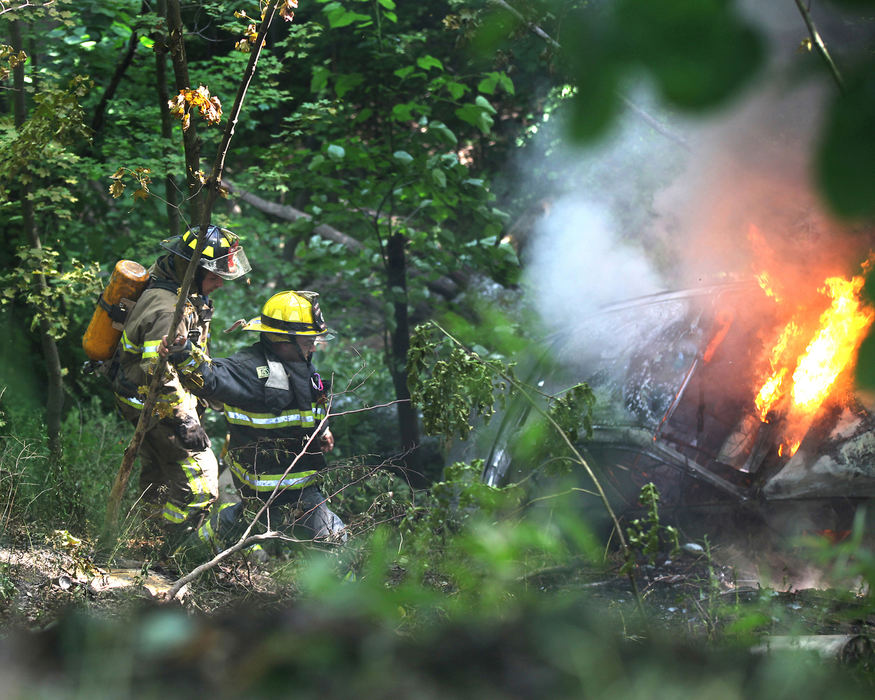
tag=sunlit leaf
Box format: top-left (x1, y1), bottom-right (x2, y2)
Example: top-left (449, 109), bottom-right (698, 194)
top-left (816, 67), bottom-right (875, 218)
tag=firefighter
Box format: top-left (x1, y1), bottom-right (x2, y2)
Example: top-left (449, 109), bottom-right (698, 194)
top-left (161, 290), bottom-right (347, 550)
top-left (113, 225), bottom-right (251, 542)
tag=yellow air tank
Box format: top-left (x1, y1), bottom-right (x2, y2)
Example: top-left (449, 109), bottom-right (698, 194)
top-left (82, 260), bottom-right (150, 361)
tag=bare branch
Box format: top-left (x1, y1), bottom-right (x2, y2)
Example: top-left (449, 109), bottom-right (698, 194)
top-left (222, 178), bottom-right (364, 252)
top-left (199, 0), bottom-right (281, 231)
top-left (793, 0), bottom-right (844, 93)
top-left (165, 393), bottom-right (335, 600)
top-left (486, 0), bottom-right (559, 49)
top-left (0, 1), bottom-right (53, 17)
top-left (222, 179), bottom-right (461, 300)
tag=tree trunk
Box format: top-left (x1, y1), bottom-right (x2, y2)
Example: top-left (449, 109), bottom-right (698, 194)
top-left (155, 0), bottom-right (180, 236)
top-left (11, 19), bottom-right (63, 457)
top-left (386, 232), bottom-right (420, 457)
top-left (165, 0), bottom-right (203, 222)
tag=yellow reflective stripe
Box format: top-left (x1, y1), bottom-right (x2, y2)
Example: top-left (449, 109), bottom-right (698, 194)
top-left (230, 459), bottom-right (316, 492)
top-left (181, 458), bottom-right (213, 498)
top-left (162, 502), bottom-right (187, 523)
top-left (223, 405), bottom-right (323, 429)
top-left (115, 393), bottom-right (144, 409)
top-left (178, 343), bottom-right (208, 374)
top-left (198, 501), bottom-right (238, 545)
top-left (120, 330), bottom-right (142, 353)
top-left (116, 392), bottom-right (183, 412)
top-left (142, 339), bottom-right (162, 359)
top-left (155, 392), bottom-right (184, 408)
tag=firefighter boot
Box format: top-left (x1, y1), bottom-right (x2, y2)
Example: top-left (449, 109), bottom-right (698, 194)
top-left (294, 486), bottom-right (348, 543)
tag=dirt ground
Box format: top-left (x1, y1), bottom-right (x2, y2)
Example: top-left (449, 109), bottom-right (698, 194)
top-left (0, 514), bottom-right (871, 639)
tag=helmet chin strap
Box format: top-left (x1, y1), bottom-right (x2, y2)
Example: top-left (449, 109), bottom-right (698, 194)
top-left (262, 332), bottom-right (313, 364)
top-left (291, 337), bottom-right (312, 364)
top-left (194, 266), bottom-right (207, 296)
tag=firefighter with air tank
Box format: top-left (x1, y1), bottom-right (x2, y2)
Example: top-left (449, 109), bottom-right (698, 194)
top-left (97, 225), bottom-right (251, 545)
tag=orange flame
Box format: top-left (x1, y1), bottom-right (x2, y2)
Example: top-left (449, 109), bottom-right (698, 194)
top-left (790, 276), bottom-right (873, 413)
top-left (755, 319), bottom-right (801, 420)
top-left (754, 273), bottom-right (874, 456)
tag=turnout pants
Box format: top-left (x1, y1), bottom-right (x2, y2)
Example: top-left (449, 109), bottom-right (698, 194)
top-left (116, 399), bottom-right (219, 530)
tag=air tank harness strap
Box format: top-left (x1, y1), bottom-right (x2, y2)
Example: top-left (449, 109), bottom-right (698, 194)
top-left (96, 293), bottom-right (129, 325)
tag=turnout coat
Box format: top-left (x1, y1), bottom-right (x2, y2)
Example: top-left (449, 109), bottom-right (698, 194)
top-left (187, 339), bottom-right (330, 503)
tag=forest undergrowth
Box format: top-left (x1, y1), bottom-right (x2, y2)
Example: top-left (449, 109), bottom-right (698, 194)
top-left (0, 402), bottom-right (874, 698)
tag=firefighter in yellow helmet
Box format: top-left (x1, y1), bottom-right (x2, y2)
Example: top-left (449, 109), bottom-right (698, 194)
top-left (113, 225), bottom-right (251, 543)
top-left (162, 290), bottom-right (346, 549)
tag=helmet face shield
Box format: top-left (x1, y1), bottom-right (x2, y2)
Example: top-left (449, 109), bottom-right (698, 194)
top-left (199, 244), bottom-right (251, 280)
top-left (159, 225), bottom-right (251, 281)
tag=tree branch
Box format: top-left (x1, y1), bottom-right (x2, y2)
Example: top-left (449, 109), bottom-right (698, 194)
top-left (199, 0), bottom-right (281, 231)
top-left (222, 178), bottom-right (364, 252)
top-left (793, 0), bottom-right (844, 93)
top-left (222, 179), bottom-right (461, 300)
top-left (165, 397), bottom-right (334, 601)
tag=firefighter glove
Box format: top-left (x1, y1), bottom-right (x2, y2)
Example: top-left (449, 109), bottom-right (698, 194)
top-left (174, 415), bottom-right (211, 451)
top-left (164, 337), bottom-right (192, 366)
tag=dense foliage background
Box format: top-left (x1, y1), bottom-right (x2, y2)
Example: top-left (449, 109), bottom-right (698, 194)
top-left (1, 1), bottom-right (875, 696)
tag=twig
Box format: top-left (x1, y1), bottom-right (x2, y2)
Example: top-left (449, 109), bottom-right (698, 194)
top-left (487, 0), bottom-right (559, 49)
top-left (0, 1), bottom-right (51, 17)
top-left (793, 0), bottom-right (844, 92)
top-left (165, 396), bottom-right (334, 600)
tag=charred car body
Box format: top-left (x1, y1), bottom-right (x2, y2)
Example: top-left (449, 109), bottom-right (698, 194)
top-left (481, 281), bottom-right (875, 534)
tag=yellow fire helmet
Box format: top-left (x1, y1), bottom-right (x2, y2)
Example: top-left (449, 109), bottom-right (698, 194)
top-left (242, 290), bottom-right (334, 339)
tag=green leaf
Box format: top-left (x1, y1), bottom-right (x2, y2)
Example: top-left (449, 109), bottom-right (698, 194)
top-left (335, 72), bottom-right (364, 99)
top-left (431, 169), bottom-right (446, 188)
top-left (416, 55), bottom-right (444, 71)
top-left (393, 150), bottom-right (414, 165)
top-left (478, 74), bottom-right (499, 95)
top-left (392, 103), bottom-right (414, 121)
top-left (477, 72), bottom-right (513, 96)
top-left (427, 121), bottom-right (457, 145)
top-left (311, 66), bottom-right (331, 94)
top-left (377, 0), bottom-right (396, 8)
top-left (445, 81), bottom-right (467, 100)
top-left (322, 2), bottom-right (371, 28)
top-left (327, 144), bottom-right (346, 161)
top-left (816, 68), bottom-right (875, 218)
top-left (474, 95), bottom-right (496, 114)
top-left (455, 103), bottom-right (494, 135)
top-left (616, 0), bottom-right (764, 110)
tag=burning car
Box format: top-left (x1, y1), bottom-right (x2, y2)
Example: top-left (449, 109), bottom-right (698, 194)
top-left (482, 252), bottom-right (875, 534)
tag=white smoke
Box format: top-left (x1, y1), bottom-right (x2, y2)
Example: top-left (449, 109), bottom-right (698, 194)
top-left (521, 3), bottom-right (869, 355)
top-left (527, 197), bottom-right (664, 331)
